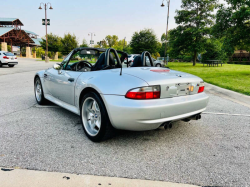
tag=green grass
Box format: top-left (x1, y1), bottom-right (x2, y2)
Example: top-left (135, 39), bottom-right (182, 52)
top-left (167, 62), bottom-right (250, 96)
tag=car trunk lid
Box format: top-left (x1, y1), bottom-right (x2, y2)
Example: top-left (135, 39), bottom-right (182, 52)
top-left (123, 67), bottom-right (204, 98)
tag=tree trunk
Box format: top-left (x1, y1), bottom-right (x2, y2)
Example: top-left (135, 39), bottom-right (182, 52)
top-left (193, 51), bottom-right (197, 66)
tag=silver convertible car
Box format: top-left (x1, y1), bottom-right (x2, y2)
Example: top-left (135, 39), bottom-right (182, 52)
top-left (34, 47), bottom-right (209, 142)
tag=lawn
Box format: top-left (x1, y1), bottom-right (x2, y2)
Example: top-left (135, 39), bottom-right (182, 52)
top-left (167, 62), bottom-right (250, 96)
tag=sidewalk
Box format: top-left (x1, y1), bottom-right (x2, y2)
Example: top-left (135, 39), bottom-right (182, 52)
top-left (0, 167), bottom-right (199, 187)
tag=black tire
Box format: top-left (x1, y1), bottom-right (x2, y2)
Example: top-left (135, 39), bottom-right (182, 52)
top-left (34, 77), bottom-right (47, 105)
top-left (8, 65), bottom-right (14, 67)
top-left (80, 92), bottom-right (115, 142)
top-left (156, 63), bottom-right (161, 67)
top-left (0, 61), bottom-right (2, 67)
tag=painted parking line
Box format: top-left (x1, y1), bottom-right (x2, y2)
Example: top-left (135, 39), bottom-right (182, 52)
top-left (203, 112), bottom-right (250, 117)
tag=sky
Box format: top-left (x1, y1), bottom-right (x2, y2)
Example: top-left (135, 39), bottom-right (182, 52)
top-left (1, 0), bottom-right (225, 45)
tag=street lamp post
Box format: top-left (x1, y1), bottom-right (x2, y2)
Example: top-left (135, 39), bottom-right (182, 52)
top-left (88, 32), bottom-right (95, 47)
top-left (161, 0), bottom-right (170, 65)
top-left (39, 2), bottom-right (53, 63)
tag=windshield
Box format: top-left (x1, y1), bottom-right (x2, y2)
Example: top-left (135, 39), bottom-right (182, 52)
top-left (4, 52), bottom-right (14, 56)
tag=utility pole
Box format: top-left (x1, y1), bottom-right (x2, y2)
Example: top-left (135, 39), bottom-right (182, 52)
top-left (88, 32), bottom-right (95, 47)
top-left (39, 2), bottom-right (53, 63)
top-left (161, 0), bottom-right (171, 65)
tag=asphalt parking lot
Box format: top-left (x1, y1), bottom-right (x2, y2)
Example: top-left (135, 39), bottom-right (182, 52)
top-left (0, 58), bottom-right (249, 187)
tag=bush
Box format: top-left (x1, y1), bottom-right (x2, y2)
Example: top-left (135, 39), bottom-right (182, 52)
top-left (183, 56), bottom-right (192, 62)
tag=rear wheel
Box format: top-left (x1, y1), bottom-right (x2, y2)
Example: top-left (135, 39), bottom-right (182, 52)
top-left (156, 63), bottom-right (161, 67)
top-left (80, 92), bottom-right (115, 142)
top-left (34, 77), bottom-right (47, 105)
top-left (8, 65), bottom-right (14, 67)
top-left (0, 61), bottom-right (2, 67)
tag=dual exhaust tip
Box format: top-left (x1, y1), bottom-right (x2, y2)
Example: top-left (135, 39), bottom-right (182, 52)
top-left (162, 114), bottom-right (202, 129)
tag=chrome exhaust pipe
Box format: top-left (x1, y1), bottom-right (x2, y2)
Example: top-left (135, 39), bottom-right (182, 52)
top-left (182, 114), bottom-right (201, 122)
top-left (163, 122), bottom-right (173, 130)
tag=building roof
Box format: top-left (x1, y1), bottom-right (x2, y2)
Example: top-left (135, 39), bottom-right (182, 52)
top-left (0, 18), bottom-right (24, 26)
top-left (24, 30), bottom-right (38, 36)
top-left (0, 27), bottom-right (14, 37)
top-left (31, 38), bottom-right (43, 46)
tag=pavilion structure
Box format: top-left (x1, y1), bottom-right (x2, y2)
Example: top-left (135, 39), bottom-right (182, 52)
top-left (0, 18), bottom-right (42, 58)
top-left (230, 50), bottom-right (250, 64)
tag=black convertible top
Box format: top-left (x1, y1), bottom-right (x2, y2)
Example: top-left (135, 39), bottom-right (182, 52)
top-left (74, 47), bottom-right (127, 56)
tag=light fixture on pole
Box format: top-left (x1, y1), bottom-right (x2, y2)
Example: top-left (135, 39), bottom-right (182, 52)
top-left (161, 0), bottom-right (170, 65)
top-left (88, 32), bottom-right (96, 47)
top-left (39, 2), bottom-right (53, 63)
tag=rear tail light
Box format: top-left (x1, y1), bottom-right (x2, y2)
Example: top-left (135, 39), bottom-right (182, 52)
top-left (3, 56), bottom-right (9, 59)
top-left (15, 57), bottom-right (17, 59)
top-left (126, 85), bottom-right (161, 99)
top-left (198, 82), bottom-right (205, 93)
top-left (198, 86), bottom-right (205, 93)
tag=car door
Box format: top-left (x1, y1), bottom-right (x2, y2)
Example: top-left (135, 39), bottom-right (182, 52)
top-left (45, 51), bottom-right (82, 106)
top-left (48, 68), bottom-right (82, 106)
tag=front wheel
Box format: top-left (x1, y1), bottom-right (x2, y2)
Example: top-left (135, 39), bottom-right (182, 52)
top-left (80, 92), bottom-right (115, 142)
top-left (156, 63), bottom-right (161, 67)
top-left (8, 65), bottom-right (14, 67)
top-left (34, 77), bottom-right (47, 105)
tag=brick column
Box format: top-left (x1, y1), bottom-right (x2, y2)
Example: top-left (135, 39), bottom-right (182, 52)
top-left (26, 47), bottom-right (31, 58)
top-left (1, 42), bottom-right (7, 52)
top-left (54, 52), bottom-right (58, 60)
top-left (33, 51), bottom-right (36, 58)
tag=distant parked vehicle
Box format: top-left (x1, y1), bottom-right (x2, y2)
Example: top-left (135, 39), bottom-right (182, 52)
top-left (146, 57), bottom-right (165, 67)
top-left (124, 54), bottom-right (139, 65)
top-left (0, 51), bottom-right (18, 67)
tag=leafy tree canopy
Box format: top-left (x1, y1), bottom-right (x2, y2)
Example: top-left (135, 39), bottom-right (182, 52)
top-left (130, 29), bottom-right (161, 54)
top-left (80, 39), bottom-right (88, 48)
top-left (60, 33), bottom-right (78, 55)
top-left (105, 35), bottom-right (119, 48)
top-left (213, 0), bottom-right (250, 55)
top-left (40, 33), bottom-right (61, 53)
top-left (172, 0), bottom-right (218, 65)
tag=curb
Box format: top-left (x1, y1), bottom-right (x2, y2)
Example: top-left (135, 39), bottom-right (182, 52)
top-left (205, 82), bottom-right (250, 108)
top-left (0, 167), bottom-right (199, 187)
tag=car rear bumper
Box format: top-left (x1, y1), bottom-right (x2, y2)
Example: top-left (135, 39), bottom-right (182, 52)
top-left (102, 93), bottom-right (209, 131)
top-left (1, 61), bottom-right (18, 65)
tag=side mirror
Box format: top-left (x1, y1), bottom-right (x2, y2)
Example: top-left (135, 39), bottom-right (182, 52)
top-left (53, 63), bottom-right (62, 73)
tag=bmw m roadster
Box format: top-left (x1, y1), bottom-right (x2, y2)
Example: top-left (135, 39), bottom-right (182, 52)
top-left (34, 47), bottom-right (209, 142)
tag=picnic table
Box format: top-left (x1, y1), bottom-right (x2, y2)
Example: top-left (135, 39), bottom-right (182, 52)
top-left (203, 60), bottom-right (224, 67)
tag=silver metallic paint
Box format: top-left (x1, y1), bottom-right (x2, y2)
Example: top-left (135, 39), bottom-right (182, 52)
top-left (35, 66), bottom-right (209, 131)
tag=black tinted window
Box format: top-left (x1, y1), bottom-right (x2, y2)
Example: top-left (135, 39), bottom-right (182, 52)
top-left (4, 52), bottom-right (14, 56)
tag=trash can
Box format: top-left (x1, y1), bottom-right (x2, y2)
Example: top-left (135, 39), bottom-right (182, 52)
top-left (42, 55), bottom-right (45, 60)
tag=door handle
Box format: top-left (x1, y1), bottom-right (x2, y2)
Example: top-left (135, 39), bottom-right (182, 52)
top-left (44, 73), bottom-right (48, 78)
top-left (68, 78), bottom-right (75, 82)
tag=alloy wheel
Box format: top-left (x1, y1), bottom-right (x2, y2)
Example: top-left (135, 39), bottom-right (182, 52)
top-left (35, 82), bottom-right (42, 102)
top-left (82, 97), bottom-right (101, 136)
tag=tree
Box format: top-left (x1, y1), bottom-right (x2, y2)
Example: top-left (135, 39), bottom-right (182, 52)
top-left (40, 33), bottom-right (61, 53)
top-left (80, 39), bottom-right (88, 48)
top-left (105, 35), bottom-right (118, 48)
top-left (202, 38), bottom-right (228, 63)
top-left (213, 0), bottom-right (250, 55)
top-left (7, 45), bottom-right (11, 52)
top-left (113, 39), bottom-right (128, 51)
top-left (60, 33), bottom-right (78, 55)
top-left (130, 29), bottom-right (161, 54)
top-left (172, 0), bottom-right (218, 65)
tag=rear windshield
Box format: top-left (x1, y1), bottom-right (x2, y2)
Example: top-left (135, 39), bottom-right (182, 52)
top-left (128, 55), bottom-right (131, 58)
top-left (4, 52), bottom-right (14, 56)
